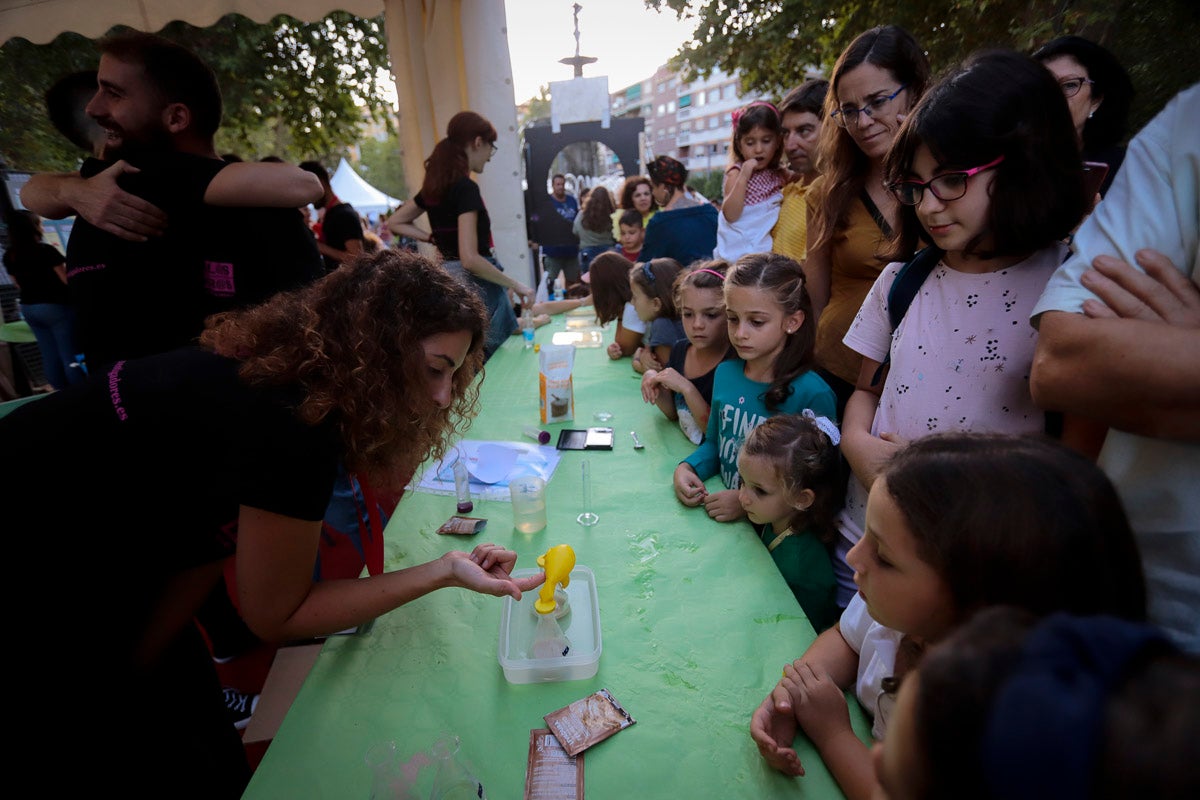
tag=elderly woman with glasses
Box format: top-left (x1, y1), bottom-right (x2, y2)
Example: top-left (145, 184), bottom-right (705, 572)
top-left (640, 155), bottom-right (719, 267)
top-left (1033, 35), bottom-right (1134, 197)
top-left (804, 25), bottom-right (931, 418)
top-left (387, 110), bottom-right (533, 359)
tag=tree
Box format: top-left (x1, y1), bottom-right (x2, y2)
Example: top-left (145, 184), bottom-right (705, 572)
top-left (647, 0), bottom-right (1199, 136)
top-left (355, 132), bottom-right (407, 201)
top-left (0, 11), bottom-right (393, 171)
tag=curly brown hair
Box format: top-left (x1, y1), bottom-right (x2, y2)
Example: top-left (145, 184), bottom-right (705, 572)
top-left (578, 185), bottom-right (616, 232)
top-left (200, 249), bottom-right (487, 490)
top-left (618, 175), bottom-right (658, 211)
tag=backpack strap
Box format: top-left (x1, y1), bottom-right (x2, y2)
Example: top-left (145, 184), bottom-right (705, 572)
top-left (870, 246), bottom-right (944, 386)
top-left (859, 189), bottom-right (895, 240)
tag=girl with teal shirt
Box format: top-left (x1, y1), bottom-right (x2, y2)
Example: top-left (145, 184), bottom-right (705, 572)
top-left (673, 252), bottom-right (837, 523)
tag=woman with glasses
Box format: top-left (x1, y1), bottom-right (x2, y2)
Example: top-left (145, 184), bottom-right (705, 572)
top-left (640, 155), bottom-right (719, 267)
top-left (387, 111), bottom-right (534, 359)
top-left (804, 26), bottom-right (930, 416)
top-left (1033, 35), bottom-right (1134, 196)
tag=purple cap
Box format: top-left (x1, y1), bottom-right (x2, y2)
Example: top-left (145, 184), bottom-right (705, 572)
top-left (536, 430), bottom-right (551, 445)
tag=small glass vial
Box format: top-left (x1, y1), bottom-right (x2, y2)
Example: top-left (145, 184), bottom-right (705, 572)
top-left (451, 457), bottom-right (473, 513)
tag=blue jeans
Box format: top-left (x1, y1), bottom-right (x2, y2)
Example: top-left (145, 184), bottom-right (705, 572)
top-left (21, 302), bottom-right (83, 390)
top-left (442, 259), bottom-right (518, 361)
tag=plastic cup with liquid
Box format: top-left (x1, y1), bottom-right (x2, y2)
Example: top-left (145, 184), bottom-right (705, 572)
top-left (509, 475), bottom-right (547, 533)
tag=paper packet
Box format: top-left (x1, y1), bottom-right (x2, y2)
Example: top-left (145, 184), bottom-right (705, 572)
top-left (543, 688), bottom-right (635, 757)
top-left (436, 515), bottom-right (488, 535)
top-left (524, 728), bottom-right (583, 800)
top-left (539, 344), bottom-right (576, 424)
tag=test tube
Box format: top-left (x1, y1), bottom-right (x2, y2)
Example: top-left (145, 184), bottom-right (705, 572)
top-left (522, 425), bottom-right (552, 445)
top-left (577, 459), bottom-right (599, 527)
top-left (451, 454), bottom-right (473, 513)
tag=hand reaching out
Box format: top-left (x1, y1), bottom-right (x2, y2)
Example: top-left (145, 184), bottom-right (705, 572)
top-left (442, 543), bottom-right (544, 600)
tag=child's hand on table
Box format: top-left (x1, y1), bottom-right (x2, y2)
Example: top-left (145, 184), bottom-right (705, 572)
top-left (750, 691), bottom-right (804, 776)
top-left (703, 489), bottom-right (746, 522)
top-left (606, 341), bottom-right (624, 360)
top-left (641, 369), bottom-right (662, 403)
top-left (673, 464), bottom-right (708, 506)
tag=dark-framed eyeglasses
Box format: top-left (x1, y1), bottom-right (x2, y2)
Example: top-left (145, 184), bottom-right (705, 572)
top-left (488, 142), bottom-right (498, 155)
top-left (830, 85), bottom-right (907, 129)
top-left (887, 155), bottom-right (1006, 206)
top-left (1058, 77), bottom-right (1095, 98)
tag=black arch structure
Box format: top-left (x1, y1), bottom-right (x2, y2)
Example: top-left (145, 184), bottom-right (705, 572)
top-left (523, 118), bottom-right (644, 249)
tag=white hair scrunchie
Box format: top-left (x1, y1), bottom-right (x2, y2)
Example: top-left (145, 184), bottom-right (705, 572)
top-left (802, 408), bottom-right (842, 446)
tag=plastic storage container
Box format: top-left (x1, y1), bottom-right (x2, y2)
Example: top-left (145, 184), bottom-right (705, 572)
top-left (497, 566), bottom-right (602, 683)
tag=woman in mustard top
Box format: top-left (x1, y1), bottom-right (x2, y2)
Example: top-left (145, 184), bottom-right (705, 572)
top-left (805, 26), bottom-right (929, 414)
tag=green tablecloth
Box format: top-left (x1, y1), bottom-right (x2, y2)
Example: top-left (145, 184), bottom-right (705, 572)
top-left (244, 318), bottom-right (870, 798)
top-left (0, 320), bottom-right (36, 344)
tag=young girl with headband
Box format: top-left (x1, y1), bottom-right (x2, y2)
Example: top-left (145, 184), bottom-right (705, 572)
top-left (641, 261), bottom-right (736, 442)
top-left (737, 412), bottom-right (843, 631)
top-left (716, 100), bottom-right (790, 261)
top-left (628, 257), bottom-right (687, 374)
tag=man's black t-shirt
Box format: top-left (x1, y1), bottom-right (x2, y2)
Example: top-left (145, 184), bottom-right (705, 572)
top-left (416, 177), bottom-right (492, 260)
top-left (68, 154), bottom-right (225, 371)
top-left (199, 205), bottom-right (324, 314)
top-left (319, 201), bottom-right (363, 272)
top-left (68, 153), bottom-right (324, 370)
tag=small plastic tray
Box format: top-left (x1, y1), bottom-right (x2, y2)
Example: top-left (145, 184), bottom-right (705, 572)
top-left (498, 566), bottom-right (602, 684)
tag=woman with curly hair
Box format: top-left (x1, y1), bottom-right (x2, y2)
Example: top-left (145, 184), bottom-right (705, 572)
top-left (573, 185), bottom-right (617, 274)
top-left (610, 174), bottom-right (659, 238)
top-left (386, 110), bottom-right (534, 359)
top-left (0, 249), bottom-right (543, 797)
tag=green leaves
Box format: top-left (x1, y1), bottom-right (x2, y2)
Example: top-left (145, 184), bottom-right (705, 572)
top-left (644, 0), bottom-right (1199, 137)
top-left (0, 11), bottom-right (394, 171)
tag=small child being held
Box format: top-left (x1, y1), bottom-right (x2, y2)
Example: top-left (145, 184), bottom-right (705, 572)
top-left (585, 251), bottom-right (646, 360)
top-left (641, 261), bottom-right (735, 443)
top-left (629, 257), bottom-right (686, 374)
top-left (673, 252), bottom-right (836, 523)
top-left (614, 209), bottom-right (645, 263)
top-left (715, 100), bottom-right (790, 261)
top-left (737, 412), bottom-right (843, 631)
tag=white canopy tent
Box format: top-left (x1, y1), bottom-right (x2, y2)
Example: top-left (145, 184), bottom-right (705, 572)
top-left (330, 157), bottom-right (401, 218)
top-left (0, 0), bottom-right (533, 282)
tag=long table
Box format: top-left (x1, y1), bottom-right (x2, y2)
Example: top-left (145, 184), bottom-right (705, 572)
top-left (244, 317), bottom-right (870, 798)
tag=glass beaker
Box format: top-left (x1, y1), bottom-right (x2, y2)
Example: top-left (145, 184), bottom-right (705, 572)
top-left (509, 475), bottom-right (547, 533)
top-left (429, 734), bottom-right (486, 800)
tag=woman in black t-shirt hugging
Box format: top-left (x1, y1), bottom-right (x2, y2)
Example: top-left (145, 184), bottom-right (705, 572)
top-left (387, 111), bottom-right (534, 359)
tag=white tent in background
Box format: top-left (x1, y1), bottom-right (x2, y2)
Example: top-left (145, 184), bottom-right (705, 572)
top-left (330, 158), bottom-right (401, 218)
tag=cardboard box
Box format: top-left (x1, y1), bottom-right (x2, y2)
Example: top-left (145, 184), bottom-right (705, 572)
top-left (243, 644), bottom-right (323, 744)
